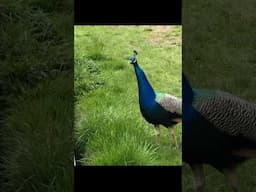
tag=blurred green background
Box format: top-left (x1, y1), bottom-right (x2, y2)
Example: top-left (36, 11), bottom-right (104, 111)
top-left (0, 1), bottom-right (73, 192)
top-left (183, 0), bottom-right (256, 191)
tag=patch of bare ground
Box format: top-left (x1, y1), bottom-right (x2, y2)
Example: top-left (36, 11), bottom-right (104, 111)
top-left (145, 25), bottom-right (181, 47)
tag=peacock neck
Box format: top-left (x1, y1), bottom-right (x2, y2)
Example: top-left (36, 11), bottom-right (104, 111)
top-left (134, 63), bottom-right (156, 105)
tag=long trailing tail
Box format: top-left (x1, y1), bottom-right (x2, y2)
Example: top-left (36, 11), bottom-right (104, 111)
top-left (182, 73), bottom-right (193, 107)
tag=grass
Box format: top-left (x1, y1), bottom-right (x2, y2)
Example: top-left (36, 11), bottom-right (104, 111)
top-left (74, 26), bottom-right (182, 165)
top-left (0, 1), bottom-right (73, 192)
top-left (182, 161), bottom-right (256, 192)
top-left (1, 76), bottom-right (73, 192)
top-left (183, 0), bottom-right (256, 191)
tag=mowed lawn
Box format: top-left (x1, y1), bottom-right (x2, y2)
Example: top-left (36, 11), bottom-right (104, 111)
top-left (74, 26), bottom-right (182, 165)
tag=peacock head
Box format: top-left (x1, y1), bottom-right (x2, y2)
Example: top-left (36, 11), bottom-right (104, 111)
top-left (128, 56), bottom-right (137, 64)
top-left (128, 50), bottom-right (138, 65)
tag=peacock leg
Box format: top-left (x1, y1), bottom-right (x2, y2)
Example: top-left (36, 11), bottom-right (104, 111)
top-left (168, 128), bottom-right (178, 149)
top-left (154, 125), bottom-right (160, 144)
top-left (223, 166), bottom-right (239, 192)
top-left (190, 164), bottom-right (205, 192)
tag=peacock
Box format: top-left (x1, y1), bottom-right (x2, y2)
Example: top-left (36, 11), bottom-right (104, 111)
top-left (128, 50), bottom-right (182, 148)
top-left (182, 73), bottom-right (256, 192)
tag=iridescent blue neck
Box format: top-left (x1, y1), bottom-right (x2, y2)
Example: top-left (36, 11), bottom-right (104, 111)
top-left (134, 63), bottom-right (156, 104)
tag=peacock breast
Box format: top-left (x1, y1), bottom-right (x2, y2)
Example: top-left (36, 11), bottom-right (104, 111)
top-left (139, 100), bottom-right (158, 122)
top-left (139, 100), bottom-right (173, 126)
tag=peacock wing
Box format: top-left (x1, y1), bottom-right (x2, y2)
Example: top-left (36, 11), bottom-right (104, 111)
top-left (155, 93), bottom-right (182, 116)
top-left (192, 89), bottom-right (256, 142)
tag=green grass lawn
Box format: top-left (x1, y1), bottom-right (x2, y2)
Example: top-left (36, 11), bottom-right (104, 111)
top-left (74, 26), bottom-right (182, 165)
top-left (183, 0), bottom-right (256, 191)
